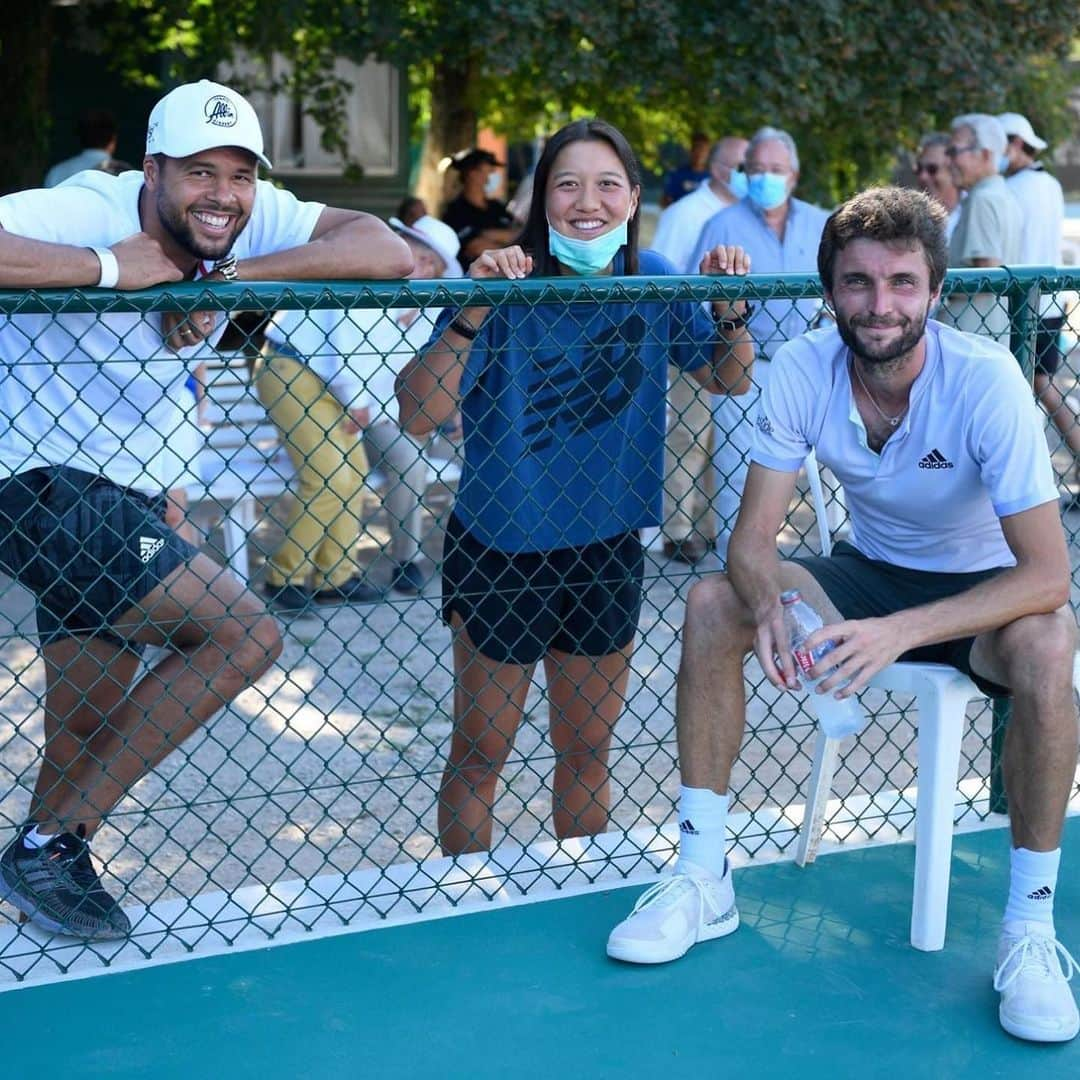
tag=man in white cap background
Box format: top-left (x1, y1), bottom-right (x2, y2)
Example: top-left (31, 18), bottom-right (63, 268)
top-left (997, 112), bottom-right (1080, 504)
top-left (0, 79), bottom-right (412, 942)
top-left (260, 214), bottom-right (464, 604)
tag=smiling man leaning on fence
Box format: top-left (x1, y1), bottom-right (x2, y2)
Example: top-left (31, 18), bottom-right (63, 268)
top-left (0, 79), bottom-right (412, 942)
top-left (607, 187), bottom-right (1080, 1043)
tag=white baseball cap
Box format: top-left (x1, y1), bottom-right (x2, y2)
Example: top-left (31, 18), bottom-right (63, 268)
top-left (996, 112), bottom-right (1047, 153)
top-left (146, 79), bottom-right (272, 169)
top-left (389, 215), bottom-right (463, 278)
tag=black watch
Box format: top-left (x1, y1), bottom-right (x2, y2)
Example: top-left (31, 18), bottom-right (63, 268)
top-left (712, 301), bottom-right (753, 331)
top-left (212, 253), bottom-right (238, 281)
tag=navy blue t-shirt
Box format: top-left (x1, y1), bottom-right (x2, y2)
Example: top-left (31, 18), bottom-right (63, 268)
top-left (427, 249), bottom-right (715, 553)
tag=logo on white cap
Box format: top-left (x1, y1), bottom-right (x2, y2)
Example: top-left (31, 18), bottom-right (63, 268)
top-left (205, 96), bottom-right (238, 129)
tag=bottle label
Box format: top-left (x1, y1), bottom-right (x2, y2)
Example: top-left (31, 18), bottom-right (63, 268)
top-left (793, 647), bottom-right (815, 675)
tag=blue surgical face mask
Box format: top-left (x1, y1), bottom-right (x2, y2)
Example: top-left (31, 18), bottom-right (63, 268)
top-left (747, 172), bottom-right (789, 211)
top-left (997, 153), bottom-right (1010, 175)
top-left (728, 169), bottom-right (748, 200)
top-left (548, 216), bottom-right (629, 275)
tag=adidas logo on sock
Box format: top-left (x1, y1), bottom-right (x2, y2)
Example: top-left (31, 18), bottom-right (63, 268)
top-left (918, 448), bottom-right (954, 470)
top-left (139, 535), bottom-right (165, 564)
top-left (1026, 885), bottom-right (1053, 901)
top-left (678, 819), bottom-right (699, 836)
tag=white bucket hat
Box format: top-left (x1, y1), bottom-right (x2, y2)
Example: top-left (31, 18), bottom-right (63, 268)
top-left (996, 112), bottom-right (1047, 153)
top-left (146, 80), bottom-right (272, 169)
top-left (389, 214), bottom-right (463, 278)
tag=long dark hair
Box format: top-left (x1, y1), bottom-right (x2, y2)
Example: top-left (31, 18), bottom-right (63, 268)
top-left (516, 119), bottom-right (642, 276)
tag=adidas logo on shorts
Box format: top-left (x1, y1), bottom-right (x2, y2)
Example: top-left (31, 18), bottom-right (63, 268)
top-left (918, 448), bottom-right (954, 470)
top-left (139, 535), bottom-right (165, 564)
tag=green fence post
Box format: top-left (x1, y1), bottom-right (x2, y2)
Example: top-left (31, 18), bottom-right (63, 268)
top-left (989, 272), bottom-right (1043, 814)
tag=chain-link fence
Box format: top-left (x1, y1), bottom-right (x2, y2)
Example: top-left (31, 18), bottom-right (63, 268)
top-left (0, 268), bottom-right (1077, 981)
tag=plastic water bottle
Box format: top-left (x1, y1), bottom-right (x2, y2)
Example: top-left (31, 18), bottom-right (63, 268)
top-left (780, 589), bottom-right (864, 738)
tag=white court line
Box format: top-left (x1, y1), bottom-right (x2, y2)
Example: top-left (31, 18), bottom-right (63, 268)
top-left (1, 780), bottom-right (1075, 993)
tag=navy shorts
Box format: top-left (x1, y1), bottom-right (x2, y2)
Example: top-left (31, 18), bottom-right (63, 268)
top-left (790, 541), bottom-right (1011, 697)
top-left (0, 467), bottom-right (195, 646)
top-left (441, 513), bottom-right (644, 666)
top-left (1035, 316), bottom-right (1065, 376)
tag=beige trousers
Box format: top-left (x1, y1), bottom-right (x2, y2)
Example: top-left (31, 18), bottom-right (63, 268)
top-left (662, 366), bottom-right (715, 542)
top-left (254, 349), bottom-right (369, 590)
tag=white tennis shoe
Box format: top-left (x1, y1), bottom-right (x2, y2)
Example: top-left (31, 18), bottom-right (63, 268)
top-left (606, 859), bottom-right (739, 964)
top-left (994, 922), bottom-right (1079, 1043)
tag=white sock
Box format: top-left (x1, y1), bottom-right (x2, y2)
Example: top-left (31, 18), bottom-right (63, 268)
top-left (21, 825), bottom-right (57, 850)
top-left (676, 786), bottom-right (729, 880)
top-left (1003, 846), bottom-right (1060, 932)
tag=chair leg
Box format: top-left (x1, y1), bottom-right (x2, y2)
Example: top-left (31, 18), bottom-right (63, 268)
top-left (222, 497), bottom-right (255, 583)
top-left (910, 679), bottom-right (974, 951)
top-left (796, 729), bottom-right (841, 866)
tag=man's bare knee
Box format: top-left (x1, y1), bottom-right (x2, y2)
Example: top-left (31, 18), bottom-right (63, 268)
top-left (684, 574), bottom-right (752, 652)
top-left (999, 608), bottom-right (1077, 697)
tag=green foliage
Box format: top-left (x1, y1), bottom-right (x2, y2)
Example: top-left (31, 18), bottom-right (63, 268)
top-left (73, 0), bottom-right (1077, 202)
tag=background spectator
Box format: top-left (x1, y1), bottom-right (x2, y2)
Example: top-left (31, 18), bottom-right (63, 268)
top-left (689, 126), bottom-right (831, 565)
top-left (997, 112), bottom-right (1080, 505)
top-left (660, 132), bottom-right (711, 208)
top-left (938, 113), bottom-right (1020, 343)
top-left (263, 215), bottom-right (463, 600)
top-left (396, 195), bottom-right (428, 227)
top-left (44, 109), bottom-right (118, 188)
top-left (441, 148), bottom-right (517, 269)
top-left (913, 133), bottom-right (962, 241)
top-left (653, 135), bottom-right (749, 563)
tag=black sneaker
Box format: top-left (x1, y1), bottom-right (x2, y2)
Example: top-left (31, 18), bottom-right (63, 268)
top-left (0, 824), bottom-right (131, 940)
top-left (261, 582), bottom-right (315, 612)
top-left (314, 575), bottom-right (382, 604)
top-left (390, 561), bottom-right (427, 596)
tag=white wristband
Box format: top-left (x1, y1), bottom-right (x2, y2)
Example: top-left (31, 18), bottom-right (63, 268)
top-left (90, 246), bottom-right (119, 289)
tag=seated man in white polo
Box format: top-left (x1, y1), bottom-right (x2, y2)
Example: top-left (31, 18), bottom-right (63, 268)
top-left (608, 186), bottom-right (1079, 1044)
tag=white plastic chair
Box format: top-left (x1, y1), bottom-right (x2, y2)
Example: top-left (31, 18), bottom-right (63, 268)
top-left (794, 450), bottom-right (1078, 951)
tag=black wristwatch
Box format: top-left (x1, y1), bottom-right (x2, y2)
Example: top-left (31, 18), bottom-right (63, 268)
top-left (212, 253), bottom-right (238, 281)
top-left (712, 302), bottom-right (754, 331)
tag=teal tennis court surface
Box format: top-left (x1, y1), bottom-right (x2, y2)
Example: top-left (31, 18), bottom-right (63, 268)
top-left (4, 817), bottom-right (1077, 1079)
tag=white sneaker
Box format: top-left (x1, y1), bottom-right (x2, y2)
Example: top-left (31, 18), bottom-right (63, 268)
top-left (606, 860), bottom-right (739, 964)
top-left (994, 922), bottom-right (1079, 1043)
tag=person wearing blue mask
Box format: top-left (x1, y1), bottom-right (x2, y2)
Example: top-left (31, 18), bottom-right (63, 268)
top-left (397, 118), bottom-right (755, 855)
top-left (688, 126), bottom-right (832, 566)
top-left (652, 136), bottom-right (749, 564)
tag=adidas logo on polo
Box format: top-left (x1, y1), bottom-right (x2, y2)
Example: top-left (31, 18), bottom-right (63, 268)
top-left (139, 536), bottom-right (165, 564)
top-left (918, 448), bottom-right (954, 470)
top-left (1026, 885), bottom-right (1053, 901)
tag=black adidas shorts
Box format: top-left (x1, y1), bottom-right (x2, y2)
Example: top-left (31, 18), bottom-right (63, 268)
top-left (441, 513), bottom-right (644, 666)
top-left (0, 467), bottom-right (195, 647)
top-left (789, 540), bottom-right (1011, 697)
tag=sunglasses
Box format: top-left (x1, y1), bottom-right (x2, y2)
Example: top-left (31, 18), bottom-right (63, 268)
top-left (915, 161), bottom-right (940, 176)
top-left (945, 144), bottom-right (977, 158)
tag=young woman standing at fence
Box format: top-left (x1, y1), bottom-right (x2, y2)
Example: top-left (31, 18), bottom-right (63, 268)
top-left (398, 118), bottom-right (755, 855)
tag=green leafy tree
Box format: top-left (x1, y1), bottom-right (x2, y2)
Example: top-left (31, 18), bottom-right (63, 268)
top-left (2, 1), bottom-right (1076, 206)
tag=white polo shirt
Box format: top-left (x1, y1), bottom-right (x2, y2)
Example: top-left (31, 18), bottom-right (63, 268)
top-left (751, 321), bottom-right (1057, 572)
top-left (0, 170), bottom-right (323, 492)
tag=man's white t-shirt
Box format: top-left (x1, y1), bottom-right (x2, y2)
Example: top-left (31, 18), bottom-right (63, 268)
top-left (751, 321), bottom-right (1057, 572)
top-left (1006, 166), bottom-right (1065, 266)
top-left (265, 306), bottom-right (443, 423)
top-left (650, 183), bottom-right (732, 274)
top-left (0, 170), bottom-right (324, 492)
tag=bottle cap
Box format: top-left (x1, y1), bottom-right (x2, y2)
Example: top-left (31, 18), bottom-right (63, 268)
top-left (780, 589), bottom-right (802, 605)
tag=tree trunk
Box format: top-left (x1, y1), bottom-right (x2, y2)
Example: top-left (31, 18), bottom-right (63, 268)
top-left (0, 3), bottom-right (53, 195)
top-left (415, 56), bottom-right (478, 216)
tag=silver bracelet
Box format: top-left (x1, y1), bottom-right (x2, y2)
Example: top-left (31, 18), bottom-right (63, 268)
top-left (90, 246), bottom-right (119, 289)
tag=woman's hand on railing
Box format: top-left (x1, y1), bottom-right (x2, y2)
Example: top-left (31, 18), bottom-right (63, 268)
top-left (470, 246), bottom-right (533, 281)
